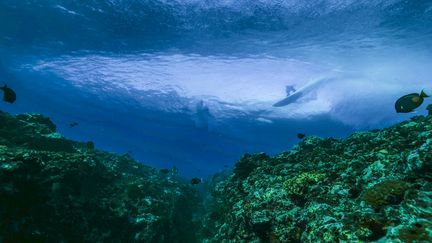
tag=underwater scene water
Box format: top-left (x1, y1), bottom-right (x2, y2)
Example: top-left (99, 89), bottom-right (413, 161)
top-left (1, 0), bottom-right (432, 242)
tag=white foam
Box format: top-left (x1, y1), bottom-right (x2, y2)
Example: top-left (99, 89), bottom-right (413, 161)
top-left (29, 45), bottom-right (432, 127)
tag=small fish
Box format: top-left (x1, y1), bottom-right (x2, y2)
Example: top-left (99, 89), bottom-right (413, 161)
top-left (0, 84), bottom-right (16, 103)
top-left (70, 122), bottom-right (79, 127)
top-left (395, 90), bottom-right (429, 113)
top-left (297, 133), bottom-right (306, 139)
top-left (159, 169), bottom-right (170, 174)
top-left (190, 177), bottom-right (202, 185)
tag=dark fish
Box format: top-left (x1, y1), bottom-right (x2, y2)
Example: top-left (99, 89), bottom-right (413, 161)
top-left (297, 133), bottom-right (306, 139)
top-left (395, 90), bottom-right (429, 113)
top-left (190, 177), bottom-right (202, 185)
top-left (1, 84), bottom-right (16, 103)
top-left (159, 169), bottom-right (170, 174)
top-left (70, 122), bottom-right (79, 127)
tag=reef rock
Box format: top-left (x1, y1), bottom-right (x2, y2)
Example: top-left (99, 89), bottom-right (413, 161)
top-left (0, 110), bottom-right (200, 242)
top-left (201, 115), bottom-right (432, 242)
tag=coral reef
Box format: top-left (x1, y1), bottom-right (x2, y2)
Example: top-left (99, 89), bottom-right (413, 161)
top-left (0, 111), bottom-right (201, 242)
top-left (2, 109), bottom-right (432, 242)
top-left (201, 115), bottom-right (432, 242)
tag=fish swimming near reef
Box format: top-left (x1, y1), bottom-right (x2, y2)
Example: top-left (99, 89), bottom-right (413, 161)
top-left (70, 122), bottom-right (79, 127)
top-left (395, 90), bottom-right (429, 113)
top-left (190, 177), bottom-right (202, 185)
top-left (0, 84), bottom-right (16, 103)
top-left (297, 133), bottom-right (306, 139)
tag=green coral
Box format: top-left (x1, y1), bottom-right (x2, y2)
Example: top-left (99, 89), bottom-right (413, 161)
top-left (283, 171), bottom-right (327, 195)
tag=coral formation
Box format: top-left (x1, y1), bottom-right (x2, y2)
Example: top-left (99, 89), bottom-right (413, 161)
top-left (2, 109), bottom-right (432, 242)
top-left (233, 153), bottom-right (269, 180)
top-left (362, 180), bottom-right (410, 210)
top-left (201, 115), bottom-right (432, 242)
top-left (0, 111), bottom-right (201, 242)
top-left (283, 171), bottom-right (327, 195)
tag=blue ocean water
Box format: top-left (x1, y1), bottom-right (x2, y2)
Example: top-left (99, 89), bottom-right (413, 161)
top-left (1, 0), bottom-right (431, 178)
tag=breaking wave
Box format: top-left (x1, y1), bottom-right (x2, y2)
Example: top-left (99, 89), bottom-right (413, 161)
top-left (1, 0), bottom-right (432, 176)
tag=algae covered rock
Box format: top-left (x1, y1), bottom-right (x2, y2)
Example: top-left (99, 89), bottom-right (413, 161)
top-left (15, 113), bottom-right (57, 134)
top-left (0, 111), bottom-right (79, 152)
top-left (201, 115), bottom-right (432, 242)
top-left (362, 180), bottom-right (410, 210)
top-left (283, 171), bottom-right (327, 195)
top-left (2, 109), bottom-right (432, 242)
top-left (0, 110), bottom-right (201, 242)
top-left (233, 153), bottom-right (269, 180)
top-left (398, 222), bottom-right (432, 242)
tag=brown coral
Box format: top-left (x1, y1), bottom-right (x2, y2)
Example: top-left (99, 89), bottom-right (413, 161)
top-left (362, 180), bottom-right (410, 210)
top-left (399, 222), bottom-right (431, 243)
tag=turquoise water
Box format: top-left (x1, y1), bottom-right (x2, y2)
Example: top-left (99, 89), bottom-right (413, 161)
top-left (1, 0), bottom-right (432, 178)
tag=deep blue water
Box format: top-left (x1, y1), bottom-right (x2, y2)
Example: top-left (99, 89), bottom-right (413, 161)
top-left (1, 0), bottom-right (432, 178)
